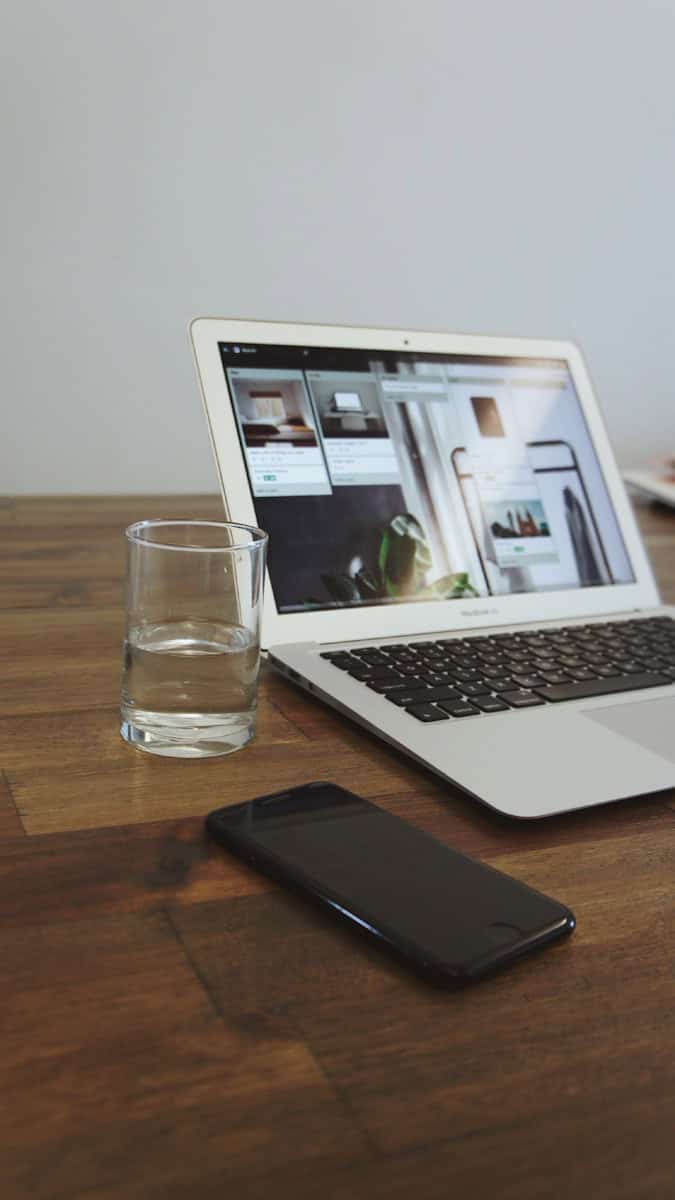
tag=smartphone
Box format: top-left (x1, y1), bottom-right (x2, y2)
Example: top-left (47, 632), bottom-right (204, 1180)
top-left (206, 782), bottom-right (575, 987)
top-left (451, 440), bottom-right (614, 593)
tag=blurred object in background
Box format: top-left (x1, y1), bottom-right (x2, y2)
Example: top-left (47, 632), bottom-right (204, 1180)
top-left (624, 459), bottom-right (675, 510)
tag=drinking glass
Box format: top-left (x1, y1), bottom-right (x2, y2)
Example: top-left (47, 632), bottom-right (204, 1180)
top-left (120, 520), bottom-right (268, 757)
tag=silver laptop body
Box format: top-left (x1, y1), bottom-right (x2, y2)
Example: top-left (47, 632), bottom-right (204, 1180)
top-left (191, 318), bottom-right (675, 819)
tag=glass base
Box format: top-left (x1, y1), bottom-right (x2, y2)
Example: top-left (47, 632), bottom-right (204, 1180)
top-left (120, 709), bottom-right (255, 758)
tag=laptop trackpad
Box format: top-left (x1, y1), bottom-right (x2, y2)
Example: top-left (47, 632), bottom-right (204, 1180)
top-left (583, 696), bottom-right (675, 764)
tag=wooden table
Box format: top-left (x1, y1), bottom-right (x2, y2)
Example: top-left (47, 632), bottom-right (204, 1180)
top-left (1, 496), bottom-right (673, 1200)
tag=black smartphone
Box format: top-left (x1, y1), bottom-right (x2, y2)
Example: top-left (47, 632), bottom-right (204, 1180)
top-left (206, 782), bottom-right (575, 987)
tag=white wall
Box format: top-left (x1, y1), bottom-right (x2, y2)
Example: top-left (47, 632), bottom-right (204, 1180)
top-left (2, 0), bottom-right (674, 494)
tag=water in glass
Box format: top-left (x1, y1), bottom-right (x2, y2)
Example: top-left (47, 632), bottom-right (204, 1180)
top-left (121, 617), bottom-right (259, 757)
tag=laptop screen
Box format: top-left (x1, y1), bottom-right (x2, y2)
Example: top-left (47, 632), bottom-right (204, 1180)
top-left (218, 342), bottom-right (635, 614)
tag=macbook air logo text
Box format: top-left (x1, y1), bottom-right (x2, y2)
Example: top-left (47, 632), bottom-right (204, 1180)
top-left (461, 607), bottom-right (499, 617)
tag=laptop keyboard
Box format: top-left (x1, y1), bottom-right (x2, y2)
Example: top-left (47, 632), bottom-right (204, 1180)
top-left (319, 616), bottom-right (675, 722)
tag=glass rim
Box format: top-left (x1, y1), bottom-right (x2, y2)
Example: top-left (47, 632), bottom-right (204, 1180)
top-left (125, 518), bottom-right (268, 553)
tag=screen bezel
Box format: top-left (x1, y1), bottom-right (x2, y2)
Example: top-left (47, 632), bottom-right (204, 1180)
top-left (191, 317), bottom-right (659, 648)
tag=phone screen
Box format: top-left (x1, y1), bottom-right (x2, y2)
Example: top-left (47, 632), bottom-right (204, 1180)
top-left (452, 441), bottom-right (613, 593)
top-left (207, 783), bottom-right (573, 982)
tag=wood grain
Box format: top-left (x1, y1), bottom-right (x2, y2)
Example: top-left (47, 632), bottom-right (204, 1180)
top-left (0, 494), bottom-right (673, 1200)
top-left (0, 771), bottom-right (24, 837)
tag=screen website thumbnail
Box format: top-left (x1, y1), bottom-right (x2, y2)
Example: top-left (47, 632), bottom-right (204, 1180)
top-left (219, 343), bottom-right (634, 614)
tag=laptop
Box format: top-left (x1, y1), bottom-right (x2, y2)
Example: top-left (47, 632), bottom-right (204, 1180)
top-left (190, 318), bottom-right (675, 819)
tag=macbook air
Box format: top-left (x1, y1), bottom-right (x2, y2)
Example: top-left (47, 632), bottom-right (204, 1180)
top-left (191, 318), bottom-right (675, 818)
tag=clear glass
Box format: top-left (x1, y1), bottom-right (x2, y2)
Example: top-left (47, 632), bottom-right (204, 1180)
top-left (120, 520), bottom-right (268, 757)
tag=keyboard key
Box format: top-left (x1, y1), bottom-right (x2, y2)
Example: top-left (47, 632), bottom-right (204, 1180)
top-left (385, 689), bottom-right (428, 706)
top-left (387, 685), bottom-right (462, 706)
top-left (491, 678), bottom-right (516, 692)
top-left (511, 674), bottom-right (546, 689)
top-left (476, 652), bottom-right (508, 667)
top-left (538, 670), bottom-right (572, 685)
top-left (405, 703), bottom-right (450, 722)
top-left (321, 652), bottom-right (353, 667)
top-left (473, 696), bottom-right (510, 713)
top-left (483, 664), bottom-right (510, 678)
top-left (501, 690), bottom-right (547, 708)
top-left (366, 677), bottom-right (415, 693)
top-left (348, 664), bottom-right (398, 681)
top-left (415, 685), bottom-right (464, 703)
top-left (535, 673), bottom-right (670, 703)
top-left (461, 681), bottom-right (492, 696)
top-left (438, 701), bottom-right (480, 718)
